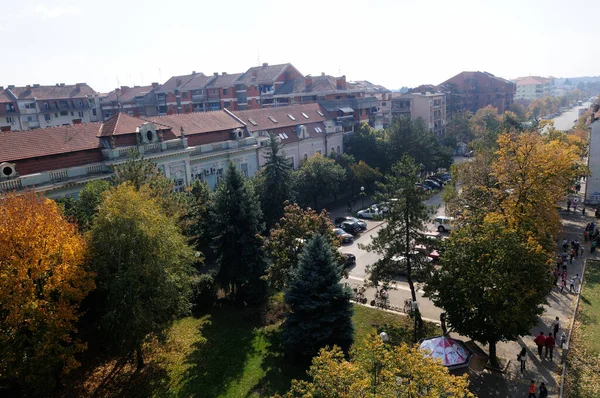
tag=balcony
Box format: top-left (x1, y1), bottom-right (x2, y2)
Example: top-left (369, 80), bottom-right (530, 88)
top-left (192, 94), bottom-right (205, 103)
top-left (102, 138), bottom-right (188, 160)
top-left (189, 137), bottom-right (258, 158)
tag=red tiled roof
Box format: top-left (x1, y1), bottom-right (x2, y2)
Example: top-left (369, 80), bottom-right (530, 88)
top-left (514, 76), bottom-right (550, 86)
top-left (0, 123), bottom-right (102, 162)
top-left (102, 85), bottom-right (157, 102)
top-left (207, 73), bottom-right (243, 88)
top-left (0, 89), bottom-right (14, 104)
top-left (232, 103), bottom-right (330, 132)
top-left (7, 84), bottom-right (96, 100)
top-left (145, 111), bottom-right (244, 136)
top-left (97, 113), bottom-right (168, 137)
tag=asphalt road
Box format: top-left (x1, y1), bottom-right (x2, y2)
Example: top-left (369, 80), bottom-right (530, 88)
top-left (550, 102), bottom-right (590, 131)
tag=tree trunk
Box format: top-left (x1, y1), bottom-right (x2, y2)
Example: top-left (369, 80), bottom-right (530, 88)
top-left (488, 340), bottom-right (498, 367)
top-left (404, 207), bottom-right (423, 330)
top-left (136, 343), bottom-right (145, 370)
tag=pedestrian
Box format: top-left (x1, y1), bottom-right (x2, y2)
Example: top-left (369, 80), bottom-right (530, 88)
top-left (562, 238), bottom-right (569, 252)
top-left (591, 222), bottom-right (596, 232)
top-left (574, 240), bottom-right (580, 258)
top-left (545, 333), bottom-right (555, 361)
top-left (557, 254), bottom-right (563, 268)
top-left (560, 278), bottom-right (567, 293)
top-left (574, 273), bottom-right (581, 293)
top-left (569, 248), bottom-right (576, 263)
top-left (552, 268), bottom-right (559, 286)
top-left (517, 347), bottom-right (527, 373)
top-left (567, 199), bottom-right (571, 211)
top-left (552, 317), bottom-right (560, 339)
top-left (539, 382), bottom-right (548, 398)
top-left (584, 229), bottom-right (589, 243)
top-left (570, 277), bottom-right (576, 293)
top-left (592, 240), bottom-right (597, 253)
top-left (534, 332), bottom-right (546, 357)
top-left (576, 182), bottom-right (581, 192)
top-left (529, 380), bottom-right (537, 398)
top-left (573, 200), bottom-right (578, 212)
top-left (560, 331), bottom-right (567, 349)
top-left (582, 207), bottom-right (586, 216)
top-left (561, 270), bottom-right (567, 282)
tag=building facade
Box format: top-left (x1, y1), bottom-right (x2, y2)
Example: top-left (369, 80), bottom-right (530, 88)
top-left (513, 76), bottom-right (552, 101)
top-left (0, 104), bottom-right (349, 198)
top-left (441, 71), bottom-right (516, 114)
top-left (0, 89), bottom-right (20, 131)
top-left (100, 84), bottom-right (160, 119)
top-left (409, 91), bottom-right (447, 137)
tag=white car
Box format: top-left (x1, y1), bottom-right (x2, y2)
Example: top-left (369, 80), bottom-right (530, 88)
top-left (434, 216), bottom-right (455, 232)
top-left (357, 205), bottom-right (383, 219)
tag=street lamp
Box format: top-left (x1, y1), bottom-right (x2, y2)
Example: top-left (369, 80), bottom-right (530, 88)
top-left (361, 186), bottom-right (365, 209)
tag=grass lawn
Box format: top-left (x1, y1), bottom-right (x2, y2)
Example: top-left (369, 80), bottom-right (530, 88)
top-left (564, 260), bottom-right (600, 397)
top-left (66, 303), bottom-right (440, 397)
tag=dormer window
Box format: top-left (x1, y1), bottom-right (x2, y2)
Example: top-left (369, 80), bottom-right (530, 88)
top-left (0, 163), bottom-right (17, 178)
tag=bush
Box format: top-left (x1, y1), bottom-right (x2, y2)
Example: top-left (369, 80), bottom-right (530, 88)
top-left (191, 273), bottom-right (217, 312)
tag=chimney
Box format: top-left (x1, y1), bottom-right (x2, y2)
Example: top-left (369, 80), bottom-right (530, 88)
top-left (151, 82), bottom-right (159, 88)
top-left (7, 85), bottom-right (15, 89)
top-left (262, 62), bottom-right (268, 68)
top-left (120, 86), bottom-right (129, 92)
top-left (75, 83), bottom-right (81, 90)
top-left (321, 72), bottom-right (325, 76)
top-left (213, 72), bottom-right (218, 76)
top-left (26, 85), bottom-right (31, 90)
top-left (192, 71), bottom-right (196, 75)
top-left (222, 72), bottom-right (227, 75)
top-left (305, 75), bottom-right (313, 91)
top-left (176, 78), bottom-right (181, 86)
top-left (0, 86), bottom-right (3, 90)
top-left (60, 83), bottom-right (65, 86)
top-left (33, 84), bottom-right (40, 88)
top-left (336, 75), bottom-right (346, 90)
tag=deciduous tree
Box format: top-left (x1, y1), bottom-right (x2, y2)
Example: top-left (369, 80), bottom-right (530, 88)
top-left (264, 202), bottom-right (339, 289)
top-left (90, 184), bottom-right (196, 369)
top-left (211, 162), bottom-right (267, 305)
top-left (282, 234), bottom-right (353, 361)
top-left (57, 179), bottom-right (110, 231)
top-left (0, 192), bottom-right (94, 392)
top-left (294, 153), bottom-right (346, 209)
top-left (277, 333), bottom-right (473, 397)
top-left (349, 160), bottom-right (382, 192)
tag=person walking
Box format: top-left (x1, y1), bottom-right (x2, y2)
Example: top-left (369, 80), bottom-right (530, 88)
top-left (569, 247), bottom-right (576, 264)
top-left (557, 254), bottom-right (563, 268)
top-left (529, 380), bottom-right (537, 398)
top-left (584, 227), bottom-right (590, 243)
top-left (562, 238), bottom-right (569, 252)
top-left (567, 199), bottom-right (571, 211)
top-left (552, 317), bottom-right (560, 339)
top-left (573, 199), bottom-right (578, 212)
top-left (574, 240), bottom-right (580, 258)
top-left (517, 347), bottom-right (527, 373)
top-left (552, 268), bottom-right (559, 286)
top-left (534, 332), bottom-right (546, 357)
top-left (545, 333), bottom-right (555, 361)
top-left (560, 331), bottom-right (567, 349)
top-left (570, 277), bottom-right (576, 293)
top-left (562, 270), bottom-right (567, 281)
top-left (574, 273), bottom-right (581, 293)
top-left (560, 278), bottom-right (567, 293)
top-left (539, 382), bottom-right (548, 398)
top-left (592, 240), bottom-right (597, 254)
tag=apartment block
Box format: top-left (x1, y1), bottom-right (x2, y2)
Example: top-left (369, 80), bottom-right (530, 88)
top-left (441, 71), bottom-right (516, 113)
top-left (513, 76), bottom-right (552, 101)
top-left (100, 84), bottom-right (160, 119)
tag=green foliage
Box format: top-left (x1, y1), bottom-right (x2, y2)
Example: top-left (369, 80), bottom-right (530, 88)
top-left (444, 111), bottom-right (474, 148)
top-left (190, 273), bottom-right (218, 312)
top-left (424, 219), bottom-right (551, 360)
top-left (90, 184), bottom-right (196, 368)
top-left (56, 179), bottom-right (110, 231)
top-left (211, 162), bottom-right (267, 305)
top-left (345, 122), bottom-right (386, 171)
top-left (258, 133), bottom-right (293, 230)
top-left (471, 105), bottom-right (501, 149)
top-left (361, 155), bottom-right (431, 329)
top-left (293, 153), bottom-right (346, 209)
top-left (264, 202), bottom-right (339, 290)
top-left (283, 235), bottom-right (354, 361)
top-left (177, 178), bottom-right (212, 255)
top-left (349, 160), bottom-right (382, 192)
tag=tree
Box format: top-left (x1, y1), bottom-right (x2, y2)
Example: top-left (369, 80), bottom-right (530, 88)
top-left (424, 219), bottom-right (551, 364)
top-left (345, 122), bottom-right (386, 171)
top-left (0, 192), bottom-right (94, 393)
top-left (90, 184), bottom-right (196, 369)
top-left (294, 153), bottom-right (346, 209)
top-left (177, 178), bottom-right (212, 255)
top-left (361, 155), bottom-right (431, 332)
top-left (470, 105), bottom-right (501, 149)
top-left (277, 333), bottom-right (474, 397)
top-left (57, 179), bottom-right (110, 231)
top-left (349, 160), bottom-right (382, 192)
top-left (211, 162), bottom-right (267, 305)
top-left (264, 202), bottom-right (340, 289)
top-left (282, 234), bottom-right (353, 361)
top-left (444, 110), bottom-right (474, 148)
top-left (258, 133), bottom-right (293, 230)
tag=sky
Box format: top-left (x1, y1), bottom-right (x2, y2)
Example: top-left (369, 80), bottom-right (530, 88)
top-left (0, 0), bottom-right (598, 93)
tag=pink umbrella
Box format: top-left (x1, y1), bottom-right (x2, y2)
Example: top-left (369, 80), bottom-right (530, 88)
top-left (419, 335), bottom-right (473, 369)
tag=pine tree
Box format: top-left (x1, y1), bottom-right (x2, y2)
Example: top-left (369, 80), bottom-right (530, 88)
top-left (260, 133), bottom-right (292, 230)
top-left (282, 234), bottom-right (354, 360)
top-left (212, 162), bottom-right (267, 305)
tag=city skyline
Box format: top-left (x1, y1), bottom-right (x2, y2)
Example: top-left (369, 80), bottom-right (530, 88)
top-left (1, 0), bottom-right (598, 92)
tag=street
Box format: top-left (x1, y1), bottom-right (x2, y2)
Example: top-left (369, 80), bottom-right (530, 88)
top-left (551, 102), bottom-right (590, 131)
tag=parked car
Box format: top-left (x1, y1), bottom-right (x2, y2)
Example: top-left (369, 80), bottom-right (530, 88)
top-left (423, 180), bottom-right (441, 189)
top-left (357, 205), bottom-right (383, 219)
top-left (337, 220), bottom-right (362, 235)
top-left (333, 228), bottom-right (354, 243)
top-left (335, 216), bottom-right (367, 231)
top-left (342, 253), bottom-right (356, 267)
top-left (416, 183), bottom-right (432, 191)
top-left (434, 216), bottom-right (455, 232)
top-left (427, 176), bottom-right (446, 186)
top-left (391, 252), bottom-right (434, 279)
top-left (414, 244), bottom-right (440, 262)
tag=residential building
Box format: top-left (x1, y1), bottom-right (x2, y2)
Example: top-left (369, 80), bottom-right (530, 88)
top-left (206, 72), bottom-right (244, 111)
top-left (235, 63), bottom-right (304, 109)
top-left (232, 103), bottom-right (345, 169)
top-left (0, 104), bottom-right (347, 197)
top-left (409, 91), bottom-right (447, 137)
top-left (0, 88), bottom-right (20, 131)
top-left (390, 93), bottom-right (412, 121)
top-left (441, 71), bottom-right (516, 113)
top-left (2, 83), bottom-right (99, 130)
top-left (100, 84), bottom-right (160, 119)
top-left (154, 72), bottom-right (200, 115)
top-left (513, 76), bottom-right (552, 101)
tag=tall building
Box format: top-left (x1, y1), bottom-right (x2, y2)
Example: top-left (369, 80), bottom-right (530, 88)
top-left (100, 84), bottom-right (160, 119)
top-left (0, 89), bottom-right (20, 131)
top-left (513, 76), bottom-right (552, 101)
top-left (409, 91), bottom-right (446, 137)
top-left (0, 83), bottom-right (99, 130)
top-left (441, 71), bottom-right (516, 113)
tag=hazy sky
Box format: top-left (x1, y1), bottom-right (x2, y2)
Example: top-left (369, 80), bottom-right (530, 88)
top-left (1, 0), bottom-right (598, 93)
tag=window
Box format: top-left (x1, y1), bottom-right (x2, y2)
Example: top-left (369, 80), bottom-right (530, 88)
top-left (70, 112), bottom-right (74, 116)
top-left (216, 168), bottom-right (224, 184)
top-left (6, 117), bottom-right (13, 123)
top-left (301, 112), bottom-right (309, 119)
top-left (44, 102), bottom-right (49, 110)
top-left (303, 153), bottom-right (308, 161)
top-left (331, 147), bottom-right (335, 154)
top-left (240, 163), bottom-right (248, 177)
top-left (224, 101), bottom-right (230, 108)
top-left (382, 102), bottom-right (387, 106)
top-left (182, 92), bottom-right (188, 98)
top-left (92, 108), bottom-right (97, 116)
top-left (314, 127), bottom-right (323, 133)
top-left (248, 118), bottom-right (257, 126)
top-left (337, 145), bottom-right (341, 154)
top-left (317, 110), bottom-right (324, 117)
top-left (287, 157), bottom-right (294, 169)
top-left (223, 88), bottom-right (228, 95)
top-left (104, 112), bottom-right (111, 118)
top-left (44, 114), bottom-right (51, 122)
top-left (5, 103), bottom-right (15, 112)
top-left (78, 100), bottom-right (83, 107)
top-left (27, 116), bottom-right (34, 122)
top-left (287, 114), bottom-right (296, 121)
top-left (268, 116), bottom-right (278, 124)
top-left (78, 111), bottom-right (84, 118)
top-left (212, 89), bottom-right (216, 94)
top-left (24, 103), bottom-right (35, 109)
